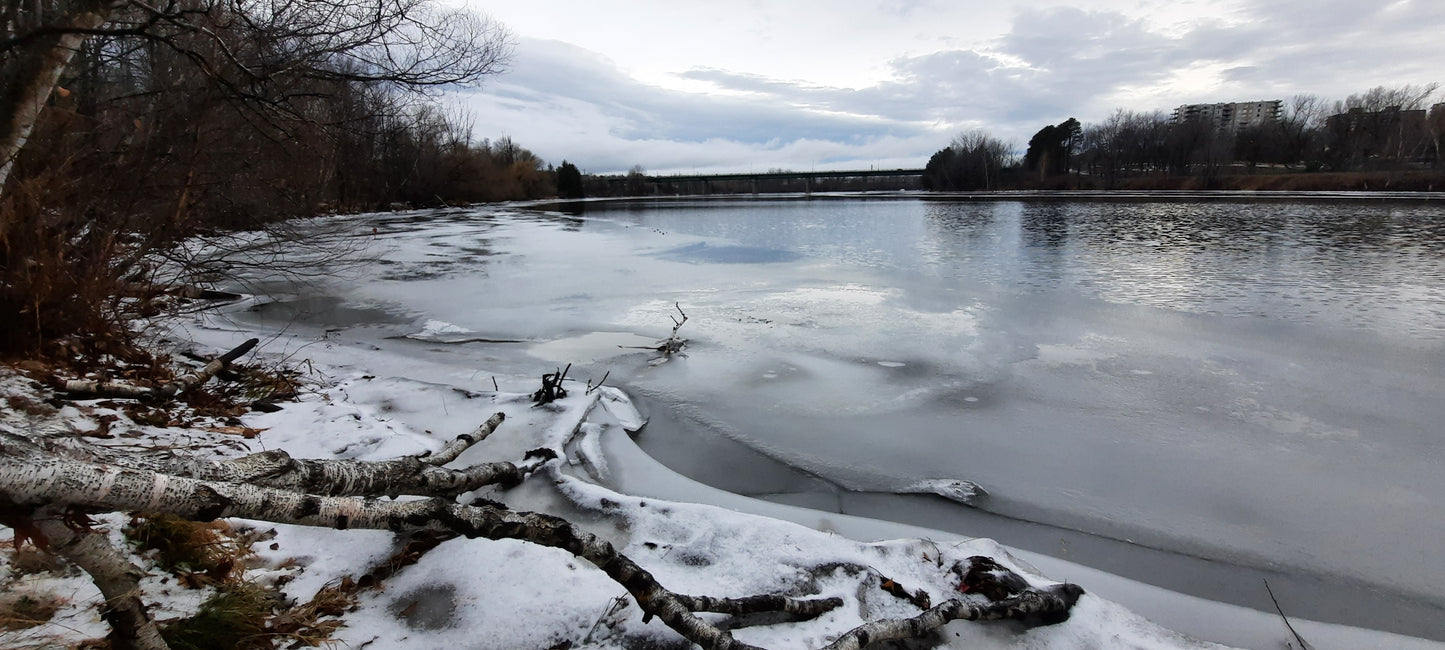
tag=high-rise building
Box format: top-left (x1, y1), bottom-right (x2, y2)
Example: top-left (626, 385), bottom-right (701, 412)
top-left (1172, 100), bottom-right (1283, 131)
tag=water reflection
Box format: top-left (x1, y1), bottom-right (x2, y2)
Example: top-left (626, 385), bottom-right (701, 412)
top-left (1019, 203), bottom-right (1071, 249)
top-left (932, 200), bottom-right (1445, 337)
top-left (567, 197), bottom-right (1445, 338)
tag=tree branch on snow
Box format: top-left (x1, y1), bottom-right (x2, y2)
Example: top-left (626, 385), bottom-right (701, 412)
top-left (818, 584), bottom-right (1084, 650)
top-left (0, 410), bottom-right (1082, 650)
top-left (418, 411), bottom-right (505, 466)
top-left (63, 338), bottom-right (259, 401)
top-left (167, 416), bottom-right (558, 498)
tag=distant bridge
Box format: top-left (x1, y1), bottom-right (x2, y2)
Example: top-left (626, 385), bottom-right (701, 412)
top-left (600, 168), bottom-right (927, 195)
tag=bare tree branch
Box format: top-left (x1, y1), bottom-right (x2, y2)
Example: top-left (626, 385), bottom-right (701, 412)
top-left (818, 584), bottom-right (1084, 650)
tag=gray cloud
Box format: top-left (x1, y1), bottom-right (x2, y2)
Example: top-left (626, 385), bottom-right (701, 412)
top-left (458, 1), bottom-right (1445, 174)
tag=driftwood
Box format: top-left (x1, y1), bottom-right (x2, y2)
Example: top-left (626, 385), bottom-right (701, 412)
top-left (119, 282), bottom-right (243, 301)
top-left (0, 418), bottom-right (833, 650)
top-left (818, 584), bottom-right (1083, 650)
top-left (64, 338), bottom-right (258, 401)
top-left (661, 302), bottom-right (688, 355)
top-left (619, 302), bottom-right (690, 357)
top-left (531, 364), bottom-right (571, 404)
top-left (0, 409), bottom-right (1083, 650)
top-left (156, 413), bottom-right (559, 497)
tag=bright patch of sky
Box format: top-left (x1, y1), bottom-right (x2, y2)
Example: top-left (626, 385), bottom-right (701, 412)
top-left (456, 0), bottom-right (1445, 174)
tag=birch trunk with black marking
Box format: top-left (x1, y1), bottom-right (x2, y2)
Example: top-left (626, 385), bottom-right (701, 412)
top-left (162, 415), bottom-right (557, 497)
top-left (64, 338), bottom-right (258, 400)
top-left (0, 1), bottom-right (126, 192)
top-left (0, 432), bottom-right (790, 650)
top-left (33, 518), bottom-right (167, 650)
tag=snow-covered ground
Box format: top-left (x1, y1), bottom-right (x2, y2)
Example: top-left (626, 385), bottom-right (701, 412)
top-left (6, 307), bottom-right (1438, 649)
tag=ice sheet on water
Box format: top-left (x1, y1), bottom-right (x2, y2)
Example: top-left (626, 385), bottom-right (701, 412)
top-left (527, 331), bottom-right (662, 365)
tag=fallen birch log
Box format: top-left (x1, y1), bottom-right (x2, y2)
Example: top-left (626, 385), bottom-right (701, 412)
top-left (64, 338), bottom-right (258, 401)
top-left (0, 408), bottom-right (1083, 650)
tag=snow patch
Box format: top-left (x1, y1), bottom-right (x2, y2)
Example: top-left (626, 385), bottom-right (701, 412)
top-left (596, 386), bottom-right (646, 432)
top-left (900, 478), bottom-right (989, 506)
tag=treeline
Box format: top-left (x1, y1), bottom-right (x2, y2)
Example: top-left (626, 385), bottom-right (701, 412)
top-left (0, 1), bottom-right (552, 355)
top-left (925, 84), bottom-right (1445, 191)
top-left (6, 4), bottom-right (554, 224)
top-left (562, 166), bottom-right (926, 198)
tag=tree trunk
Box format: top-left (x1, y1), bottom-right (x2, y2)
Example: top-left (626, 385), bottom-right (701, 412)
top-left (0, 0), bottom-right (124, 192)
top-left (0, 443), bottom-right (769, 649)
top-left (34, 518), bottom-right (168, 650)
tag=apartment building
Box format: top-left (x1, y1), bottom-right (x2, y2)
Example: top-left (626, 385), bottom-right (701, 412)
top-left (1172, 100), bottom-right (1283, 131)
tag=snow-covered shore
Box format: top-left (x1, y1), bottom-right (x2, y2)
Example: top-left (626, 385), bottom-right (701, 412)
top-left (6, 303), bottom-right (1441, 649)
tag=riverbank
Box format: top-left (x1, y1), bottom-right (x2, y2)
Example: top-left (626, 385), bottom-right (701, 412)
top-left (5, 316), bottom-right (1442, 649)
top-left (0, 329), bottom-right (1204, 649)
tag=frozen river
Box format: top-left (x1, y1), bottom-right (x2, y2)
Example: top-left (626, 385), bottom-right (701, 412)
top-left (235, 195), bottom-right (1445, 639)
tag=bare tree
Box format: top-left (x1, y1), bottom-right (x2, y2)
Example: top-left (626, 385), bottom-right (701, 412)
top-left (1278, 94), bottom-right (1326, 168)
top-left (1332, 83), bottom-right (1440, 113)
top-left (1430, 103), bottom-right (1445, 167)
top-left (0, 0), bottom-right (513, 192)
top-left (1325, 84), bottom-right (1440, 169)
top-left (924, 129), bottom-right (1014, 191)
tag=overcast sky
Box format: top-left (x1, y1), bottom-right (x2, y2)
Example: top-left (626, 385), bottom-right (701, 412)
top-left (454, 0), bottom-right (1445, 175)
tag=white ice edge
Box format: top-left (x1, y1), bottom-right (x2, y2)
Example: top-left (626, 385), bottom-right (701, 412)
top-left (596, 385), bottom-right (647, 432)
top-left (586, 398), bottom-right (1445, 650)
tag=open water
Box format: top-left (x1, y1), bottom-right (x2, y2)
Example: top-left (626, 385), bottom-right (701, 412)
top-left (236, 194), bottom-right (1445, 639)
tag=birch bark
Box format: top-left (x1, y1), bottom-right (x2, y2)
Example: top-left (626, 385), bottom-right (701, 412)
top-left (0, 1), bottom-right (125, 191)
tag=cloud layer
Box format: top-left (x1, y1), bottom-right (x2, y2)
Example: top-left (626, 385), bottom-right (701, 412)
top-left (457, 1), bottom-right (1445, 174)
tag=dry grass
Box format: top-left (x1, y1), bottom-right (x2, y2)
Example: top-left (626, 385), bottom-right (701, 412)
top-left (0, 592), bottom-right (66, 631)
top-left (1, 392), bottom-right (54, 418)
top-left (161, 583), bottom-right (281, 650)
top-left (265, 583), bottom-right (354, 647)
top-left (126, 515), bottom-right (253, 587)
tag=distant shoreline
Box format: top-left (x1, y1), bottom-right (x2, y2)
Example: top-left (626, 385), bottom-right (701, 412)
top-left (1010, 169), bottom-right (1445, 193)
top-left (567, 169), bottom-right (1445, 201)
